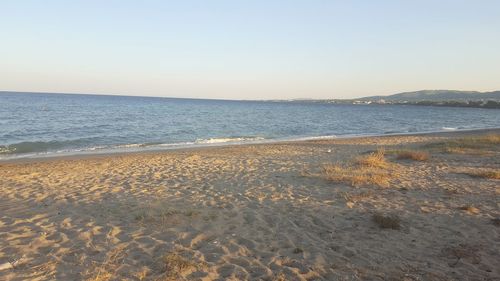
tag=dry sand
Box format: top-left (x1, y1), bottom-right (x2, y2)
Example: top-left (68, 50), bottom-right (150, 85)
top-left (0, 129), bottom-right (499, 280)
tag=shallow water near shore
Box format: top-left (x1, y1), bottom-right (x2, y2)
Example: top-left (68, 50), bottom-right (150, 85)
top-left (1, 92), bottom-right (499, 159)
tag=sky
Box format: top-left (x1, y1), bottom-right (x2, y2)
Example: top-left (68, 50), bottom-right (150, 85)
top-left (1, 0), bottom-right (499, 100)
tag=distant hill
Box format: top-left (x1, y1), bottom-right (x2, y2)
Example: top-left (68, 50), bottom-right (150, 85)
top-left (358, 90), bottom-right (500, 102)
top-left (287, 90), bottom-right (500, 109)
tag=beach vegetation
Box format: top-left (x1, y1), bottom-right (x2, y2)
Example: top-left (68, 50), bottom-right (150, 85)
top-left (133, 268), bottom-right (149, 281)
top-left (85, 245), bottom-right (126, 281)
top-left (161, 252), bottom-right (202, 279)
top-left (458, 205), bottom-right (480, 214)
top-left (464, 169), bottom-right (500, 180)
top-left (425, 134), bottom-right (500, 154)
top-left (272, 272), bottom-right (287, 281)
top-left (322, 148), bottom-right (394, 187)
top-left (322, 164), bottom-right (391, 187)
top-left (355, 148), bottom-right (389, 169)
top-left (396, 150), bottom-right (430, 161)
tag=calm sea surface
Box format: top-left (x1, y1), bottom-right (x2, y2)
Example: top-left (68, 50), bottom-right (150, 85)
top-left (1, 92), bottom-right (499, 159)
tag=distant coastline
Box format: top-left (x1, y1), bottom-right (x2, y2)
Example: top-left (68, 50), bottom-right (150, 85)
top-left (286, 100), bottom-right (500, 109)
top-left (281, 90), bottom-right (500, 109)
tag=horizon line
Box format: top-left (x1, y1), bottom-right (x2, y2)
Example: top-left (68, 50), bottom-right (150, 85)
top-left (1, 89), bottom-right (498, 102)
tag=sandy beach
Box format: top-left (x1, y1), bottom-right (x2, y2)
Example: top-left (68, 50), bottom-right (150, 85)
top-left (0, 129), bottom-right (499, 281)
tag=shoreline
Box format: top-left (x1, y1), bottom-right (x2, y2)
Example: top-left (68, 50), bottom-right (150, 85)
top-left (1, 127), bottom-right (499, 165)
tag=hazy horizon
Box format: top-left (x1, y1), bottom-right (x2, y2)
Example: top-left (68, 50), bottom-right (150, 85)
top-left (2, 88), bottom-right (500, 102)
top-left (2, 1), bottom-right (500, 100)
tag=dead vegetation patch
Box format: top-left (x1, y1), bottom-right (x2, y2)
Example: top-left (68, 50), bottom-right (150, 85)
top-left (85, 245), bottom-right (126, 281)
top-left (160, 252), bottom-right (204, 280)
top-left (272, 271), bottom-right (287, 281)
top-left (372, 213), bottom-right (401, 230)
top-left (396, 150), bottom-right (430, 161)
top-left (425, 134), bottom-right (500, 154)
top-left (463, 169), bottom-right (500, 180)
top-left (355, 148), bottom-right (390, 169)
top-left (321, 148), bottom-right (396, 187)
top-left (458, 205), bottom-right (480, 214)
top-left (323, 164), bottom-right (391, 188)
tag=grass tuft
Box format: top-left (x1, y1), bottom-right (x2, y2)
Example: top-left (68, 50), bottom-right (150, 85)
top-left (464, 170), bottom-right (500, 180)
top-left (396, 150), bottom-right (430, 161)
top-left (85, 245), bottom-right (126, 281)
top-left (163, 253), bottom-right (194, 273)
top-left (160, 252), bottom-right (204, 279)
top-left (322, 164), bottom-right (391, 187)
top-left (322, 148), bottom-right (394, 188)
top-left (372, 213), bottom-right (401, 230)
top-left (458, 205), bottom-right (480, 214)
top-left (273, 272), bottom-right (287, 281)
top-left (425, 134), bottom-right (500, 154)
top-left (355, 148), bottom-right (389, 169)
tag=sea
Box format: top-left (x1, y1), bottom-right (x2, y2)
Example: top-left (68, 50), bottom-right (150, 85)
top-left (1, 92), bottom-right (499, 160)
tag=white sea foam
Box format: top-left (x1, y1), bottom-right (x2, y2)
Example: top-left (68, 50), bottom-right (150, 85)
top-left (293, 135), bottom-right (337, 141)
top-left (158, 142), bottom-right (195, 147)
top-left (117, 143), bottom-right (146, 148)
top-left (195, 137), bottom-right (265, 144)
top-left (442, 127), bottom-right (458, 131)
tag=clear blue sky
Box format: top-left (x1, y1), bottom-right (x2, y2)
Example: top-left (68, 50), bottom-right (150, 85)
top-left (1, 0), bottom-right (499, 99)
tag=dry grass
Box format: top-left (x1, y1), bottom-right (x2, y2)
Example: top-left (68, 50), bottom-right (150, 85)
top-left (477, 134), bottom-right (500, 143)
top-left (322, 164), bottom-right (391, 187)
top-left (85, 245), bottom-right (126, 281)
top-left (87, 271), bottom-right (112, 281)
top-left (464, 170), bottom-right (500, 180)
top-left (161, 252), bottom-right (201, 279)
top-left (396, 150), bottom-right (430, 161)
top-left (273, 272), bottom-right (287, 281)
top-left (425, 134), bottom-right (500, 154)
top-left (322, 148), bottom-right (394, 187)
top-left (458, 205), bottom-right (480, 214)
top-left (355, 148), bottom-right (389, 169)
top-left (29, 260), bottom-right (58, 280)
top-left (372, 213), bottom-right (401, 230)
top-left (133, 268), bottom-right (149, 281)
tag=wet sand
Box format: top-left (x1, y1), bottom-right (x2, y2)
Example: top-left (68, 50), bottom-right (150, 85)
top-left (1, 129), bottom-right (499, 280)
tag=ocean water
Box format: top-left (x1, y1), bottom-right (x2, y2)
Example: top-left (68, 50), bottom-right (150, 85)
top-left (1, 92), bottom-right (499, 159)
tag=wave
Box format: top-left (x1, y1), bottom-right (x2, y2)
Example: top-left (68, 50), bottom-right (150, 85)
top-left (0, 139), bottom-right (90, 155)
top-left (441, 127), bottom-right (458, 131)
top-left (194, 137), bottom-right (265, 144)
top-left (291, 135), bottom-right (337, 141)
top-left (0, 136), bottom-right (267, 158)
top-left (116, 143), bottom-right (148, 148)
